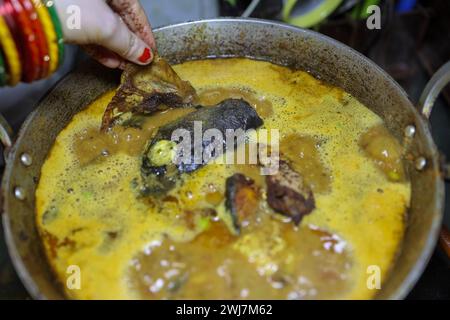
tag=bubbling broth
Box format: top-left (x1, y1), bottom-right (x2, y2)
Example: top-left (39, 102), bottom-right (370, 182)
top-left (36, 58), bottom-right (410, 299)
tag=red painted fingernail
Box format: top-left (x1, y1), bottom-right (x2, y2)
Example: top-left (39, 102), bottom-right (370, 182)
top-left (138, 47), bottom-right (152, 63)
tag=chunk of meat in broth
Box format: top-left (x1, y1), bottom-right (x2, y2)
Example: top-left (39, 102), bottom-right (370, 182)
top-left (280, 134), bottom-right (332, 194)
top-left (266, 160), bottom-right (315, 225)
top-left (359, 125), bottom-right (405, 182)
top-left (224, 173), bottom-right (260, 235)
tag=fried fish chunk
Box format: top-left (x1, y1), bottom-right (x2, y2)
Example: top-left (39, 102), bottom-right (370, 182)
top-left (224, 173), bottom-right (260, 235)
top-left (266, 160), bottom-right (315, 225)
top-left (140, 99), bottom-right (264, 195)
top-left (101, 55), bottom-right (197, 130)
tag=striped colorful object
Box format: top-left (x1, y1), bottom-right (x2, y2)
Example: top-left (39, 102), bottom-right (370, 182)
top-left (0, 0), bottom-right (64, 86)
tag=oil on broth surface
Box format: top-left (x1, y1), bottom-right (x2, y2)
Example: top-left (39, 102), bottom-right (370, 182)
top-left (36, 58), bottom-right (410, 299)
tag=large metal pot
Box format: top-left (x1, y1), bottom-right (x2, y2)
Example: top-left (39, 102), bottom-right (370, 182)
top-left (1, 18), bottom-right (448, 299)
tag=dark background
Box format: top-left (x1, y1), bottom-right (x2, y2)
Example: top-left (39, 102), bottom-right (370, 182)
top-left (0, 0), bottom-right (449, 299)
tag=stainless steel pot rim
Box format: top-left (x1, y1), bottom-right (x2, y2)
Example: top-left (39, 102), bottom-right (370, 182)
top-left (1, 17), bottom-right (445, 300)
top-left (157, 17), bottom-right (410, 97)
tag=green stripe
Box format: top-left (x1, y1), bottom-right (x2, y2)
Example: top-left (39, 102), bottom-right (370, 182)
top-left (45, 0), bottom-right (65, 67)
top-left (282, 0), bottom-right (343, 28)
top-left (0, 48), bottom-right (7, 86)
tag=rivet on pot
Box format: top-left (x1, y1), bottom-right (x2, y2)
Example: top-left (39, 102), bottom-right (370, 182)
top-left (415, 157), bottom-right (427, 171)
top-left (404, 125), bottom-right (416, 138)
top-left (20, 153), bottom-right (32, 166)
top-left (14, 187), bottom-right (26, 200)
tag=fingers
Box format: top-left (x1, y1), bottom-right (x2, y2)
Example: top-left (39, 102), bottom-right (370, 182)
top-left (82, 45), bottom-right (126, 69)
top-left (54, 0), bottom-right (153, 66)
top-left (96, 12), bottom-right (153, 65)
top-left (107, 0), bottom-right (156, 50)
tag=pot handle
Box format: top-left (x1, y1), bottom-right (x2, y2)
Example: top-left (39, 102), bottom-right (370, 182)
top-left (418, 60), bottom-right (450, 258)
top-left (418, 61), bottom-right (450, 121)
top-left (418, 61), bottom-right (450, 181)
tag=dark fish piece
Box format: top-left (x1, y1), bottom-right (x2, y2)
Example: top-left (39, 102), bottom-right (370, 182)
top-left (224, 173), bottom-right (259, 235)
top-left (101, 55), bottom-right (197, 130)
top-left (140, 99), bottom-right (264, 195)
top-left (266, 160), bottom-right (315, 225)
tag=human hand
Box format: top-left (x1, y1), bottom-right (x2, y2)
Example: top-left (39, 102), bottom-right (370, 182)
top-left (54, 0), bottom-right (156, 68)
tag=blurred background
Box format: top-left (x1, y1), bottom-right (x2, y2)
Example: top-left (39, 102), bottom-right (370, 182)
top-left (0, 0), bottom-right (449, 299)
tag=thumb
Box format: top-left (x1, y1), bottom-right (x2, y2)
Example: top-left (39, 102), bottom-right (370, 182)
top-left (97, 15), bottom-right (153, 65)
